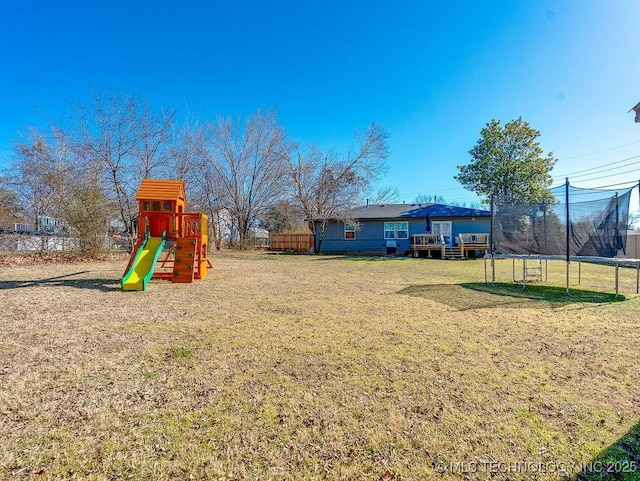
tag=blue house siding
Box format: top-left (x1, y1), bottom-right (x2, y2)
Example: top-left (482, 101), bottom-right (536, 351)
top-left (313, 203), bottom-right (491, 255)
top-left (316, 221), bottom-right (370, 253)
top-left (318, 220), bottom-right (413, 254)
top-left (449, 218), bottom-right (491, 237)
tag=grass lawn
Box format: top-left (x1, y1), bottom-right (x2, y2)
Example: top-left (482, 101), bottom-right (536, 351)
top-left (1, 252), bottom-right (639, 480)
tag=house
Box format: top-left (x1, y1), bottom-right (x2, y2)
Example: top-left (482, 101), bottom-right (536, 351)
top-left (14, 215), bottom-right (68, 235)
top-left (208, 208), bottom-right (270, 248)
top-left (313, 203), bottom-right (491, 257)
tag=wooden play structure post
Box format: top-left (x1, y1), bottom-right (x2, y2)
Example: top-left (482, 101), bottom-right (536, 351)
top-left (120, 179), bottom-right (210, 291)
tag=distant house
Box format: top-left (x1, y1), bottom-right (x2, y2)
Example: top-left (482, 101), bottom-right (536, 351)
top-left (14, 216), bottom-right (68, 235)
top-left (208, 208), bottom-right (270, 248)
top-left (312, 203), bottom-right (491, 256)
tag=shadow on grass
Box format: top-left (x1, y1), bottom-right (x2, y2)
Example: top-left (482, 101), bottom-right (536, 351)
top-left (311, 255), bottom-right (411, 261)
top-left (0, 271), bottom-right (120, 292)
top-left (265, 251), bottom-right (311, 256)
top-left (398, 282), bottom-right (625, 310)
top-left (565, 422), bottom-right (640, 481)
top-left (462, 282), bottom-right (626, 304)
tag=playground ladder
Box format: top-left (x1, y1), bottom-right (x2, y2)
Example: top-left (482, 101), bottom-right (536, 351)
top-left (524, 258), bottom-right (543, 281)
top-left (173, 238), bottom-right (198, 283)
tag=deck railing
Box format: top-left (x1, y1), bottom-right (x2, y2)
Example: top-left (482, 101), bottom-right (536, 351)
top-left (411, 233), bottom-right (490, 258)
top-left (457, 233), bottom-right (489, 256)
top-left (410, 234), bottom-right (445, 257)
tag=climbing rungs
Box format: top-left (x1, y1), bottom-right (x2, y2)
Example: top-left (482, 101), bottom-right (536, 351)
top-left (171, 237), bottom-right (198, 283)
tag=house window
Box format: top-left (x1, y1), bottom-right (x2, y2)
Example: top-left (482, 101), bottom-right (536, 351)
top-left (384, 222), bottom-right (396, 239)
top-left (384, 221), bottom-right (408, 239)
top-left (397, 221), bottom-right (408, 239)
top-left (345, 223), bottom-right (356, 240)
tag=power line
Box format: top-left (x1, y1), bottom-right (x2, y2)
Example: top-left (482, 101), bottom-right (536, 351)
top-left (554, 162), bottom-right (640, 184)
top-left (557, 139), bottom-right (640, 160)
top-left (560, 166), bottom-right (640, 184)
top-left (551, 179), bottom-right (638, 192)
top-left (575, 162), bottom-right (640, 180)
top-left (400, 185), bottom-right (473, 195)
top-left (587, 180), bottom-right (640, 190)
top-left (553, 153), bottom-right (640, 179)
top-left (398, 190), bottom-right (481, 201)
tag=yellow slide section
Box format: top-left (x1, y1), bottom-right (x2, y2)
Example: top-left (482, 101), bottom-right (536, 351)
top-left (121, 234), bottom-right (166, 291)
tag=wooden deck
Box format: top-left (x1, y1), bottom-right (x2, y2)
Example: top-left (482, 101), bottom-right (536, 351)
top-left (457, 233), bottom-right (489, 257)
top-left (411, 233), bottom-right (489, 259)
top-left (410, 234), bottom-right (444, 257)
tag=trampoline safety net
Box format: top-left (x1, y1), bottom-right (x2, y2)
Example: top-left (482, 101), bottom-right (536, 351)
top-left (492, 183), bottom-right (634, 258)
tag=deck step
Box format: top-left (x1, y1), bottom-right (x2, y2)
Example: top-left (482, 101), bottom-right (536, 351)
top-left (443, 247), bottom-right (465, 259)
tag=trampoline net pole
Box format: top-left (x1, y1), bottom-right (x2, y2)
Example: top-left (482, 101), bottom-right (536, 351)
top-left (490, 193), bottom-right (495, 286)
top-left (484, 257), bottom-right (488, 284)
top-left (565, 178), bottom-right (570, 295)
top-left (491, 256), bottom-right (495, 286)
top-left (578, 262), bottom-right (581, 285)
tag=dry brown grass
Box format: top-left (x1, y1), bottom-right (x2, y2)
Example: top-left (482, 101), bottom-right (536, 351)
top-left (0, 252), bottom-right (639, 480)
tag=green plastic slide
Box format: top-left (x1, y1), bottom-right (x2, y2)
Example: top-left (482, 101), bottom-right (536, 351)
top-left (120, 232), bottom-right (166, 291)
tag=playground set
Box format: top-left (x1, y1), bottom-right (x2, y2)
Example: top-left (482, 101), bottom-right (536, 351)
top-left (121, 179), bottom-right (210, 291)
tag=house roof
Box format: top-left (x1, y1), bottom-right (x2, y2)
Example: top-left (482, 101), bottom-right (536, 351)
top-left (346, 203), bottom-right (490, 220)
top-left (135, 179), bottom-right (186, 202)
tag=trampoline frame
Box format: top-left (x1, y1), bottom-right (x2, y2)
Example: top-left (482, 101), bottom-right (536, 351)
top-left (485, 179), bottom-right (640, 296)
top-left (484, 254), bottom-right (640, 296)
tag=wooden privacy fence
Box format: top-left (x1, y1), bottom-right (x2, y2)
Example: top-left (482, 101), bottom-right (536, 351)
top-left (269, 233), bottom-right (314, 253)
top-left (627, 232), bottom-right (640, 258)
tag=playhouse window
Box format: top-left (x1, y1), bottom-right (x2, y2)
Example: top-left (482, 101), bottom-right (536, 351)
top-left (143, 201), bottom-right (151, 211)
top-left (163, 201), bottom-right (173, 212)
top-left (344, 223), bottom-right (356, 240)
top-left (152, 201), bottom-right (161, 211)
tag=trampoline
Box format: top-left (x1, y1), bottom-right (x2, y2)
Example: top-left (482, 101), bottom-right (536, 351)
top-left (485, 179), bottom-right (640, 296)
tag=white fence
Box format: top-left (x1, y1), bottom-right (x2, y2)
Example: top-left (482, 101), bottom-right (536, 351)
top-left (0, 234), bottom-right (79, 252)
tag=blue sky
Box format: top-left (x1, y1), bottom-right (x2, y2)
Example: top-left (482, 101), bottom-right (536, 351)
top-left (1, 0), bottom-right (640, 207)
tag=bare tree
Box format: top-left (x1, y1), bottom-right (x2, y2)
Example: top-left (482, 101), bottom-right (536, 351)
top-left (195, 110), bottom-right (289, 248)
top-left (370, 186), bottom-right (400, 204)
top-left (450, 200), bottom-right (483, 209)
top-left (68, 90), bottom-right (176, 246)
top-left (260, 199), bottom-right (305, 233)
top-left (11, 127), bottom-right (111, 256)
top-left (287, 122), bottom-right (389, 253)
top-left (168, 123), bottom-right (202, 196)
top-left (414, 193), bottom-right (446, 204)
top-left (0, 180), bottom-right (22, 231)
top-left (11, 129), bottom-right (71, 251)
top-left (64, 176), bottom-right (110, 256)
top-left (130, 101), bottom-right (175, 180)
top-left (190, 166), bottom-right (228, 249)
